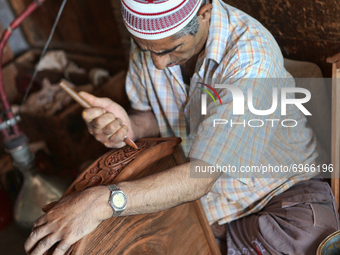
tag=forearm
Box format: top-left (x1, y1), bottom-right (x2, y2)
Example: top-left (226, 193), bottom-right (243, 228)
top-left (129, 109), bottom-right (160, 140)
top-left (99, 160), bottom-right (221, 218)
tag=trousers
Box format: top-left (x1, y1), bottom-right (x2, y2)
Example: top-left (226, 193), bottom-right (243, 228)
top-left (211, 179), bottom-right (340, 255)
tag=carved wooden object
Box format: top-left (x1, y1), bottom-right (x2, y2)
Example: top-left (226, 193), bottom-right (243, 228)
top-left (47, 137), bottom-right (220, 255)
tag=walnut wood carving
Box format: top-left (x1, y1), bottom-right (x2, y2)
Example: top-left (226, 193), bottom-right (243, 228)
top-left (47, 137), bottom-right (220, 255)
top-left (63, 140), bottom-right (151, 197)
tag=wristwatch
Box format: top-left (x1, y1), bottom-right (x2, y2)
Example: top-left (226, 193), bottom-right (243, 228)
top-left (107, 184), bottom-right (127, 216)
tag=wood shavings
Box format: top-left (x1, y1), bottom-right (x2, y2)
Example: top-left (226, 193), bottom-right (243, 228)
top-left (37, 51), bottom-right (68, 72)
top-left (19, 78), bottom-right (75, 116)
top-left (89, 68), bottom-right (109, 87)
top-left (64, 61), bottom-right (87, 80)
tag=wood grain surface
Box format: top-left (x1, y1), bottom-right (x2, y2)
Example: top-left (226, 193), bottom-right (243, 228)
top-left (46, 137), bottom-right (220, 255)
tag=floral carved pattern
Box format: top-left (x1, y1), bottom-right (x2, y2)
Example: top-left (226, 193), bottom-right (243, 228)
top-left (105, 142), bottom-right (149, 167)
top-left (69, 141), bottom-right (150, 195)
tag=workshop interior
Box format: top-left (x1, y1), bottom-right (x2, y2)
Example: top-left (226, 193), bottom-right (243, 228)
top-left (0, 0), bottom-right (339, 254)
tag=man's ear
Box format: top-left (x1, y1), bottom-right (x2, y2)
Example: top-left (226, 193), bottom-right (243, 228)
top-left (197, 3), bottom-right (213, 23)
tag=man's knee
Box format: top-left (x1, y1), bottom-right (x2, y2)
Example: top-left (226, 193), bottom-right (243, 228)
top-left (259, 197), bottom-right (339, 254)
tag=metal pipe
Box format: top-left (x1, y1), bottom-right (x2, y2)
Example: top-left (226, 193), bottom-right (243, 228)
top-left (0, 0), bottom-right (46, 137)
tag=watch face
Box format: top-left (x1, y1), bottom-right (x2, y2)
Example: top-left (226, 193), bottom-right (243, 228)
top-left (112, 193), bottom-right (126, 209)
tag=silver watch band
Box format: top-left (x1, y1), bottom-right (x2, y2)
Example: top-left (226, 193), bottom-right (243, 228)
top-left (107, 184), bottom-right (120, 192)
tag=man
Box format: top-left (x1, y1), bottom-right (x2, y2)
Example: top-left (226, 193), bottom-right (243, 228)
top-left (25, 0), bottom-right (339, 254)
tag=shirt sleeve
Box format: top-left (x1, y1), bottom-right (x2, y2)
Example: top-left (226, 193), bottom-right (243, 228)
top-left (125, 40), bottom-right (152, 111)
top-left (188, 52), bottom-right (289, 184)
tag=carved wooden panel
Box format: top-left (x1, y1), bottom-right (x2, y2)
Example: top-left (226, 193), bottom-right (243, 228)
top-left (65, 140), bottom-right (151, 196)
top-left (47, 137), bottom-right (220, 255)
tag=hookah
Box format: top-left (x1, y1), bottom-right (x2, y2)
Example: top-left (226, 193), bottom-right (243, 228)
top-left (0, 0), bottom-right (69, 230)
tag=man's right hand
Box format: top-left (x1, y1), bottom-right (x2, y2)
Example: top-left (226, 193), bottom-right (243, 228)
top-left (80, 92), bottom-right (134, 148)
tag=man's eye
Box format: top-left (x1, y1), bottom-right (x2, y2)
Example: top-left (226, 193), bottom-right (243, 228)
top-left (156, 52), bottom-right (167, 56)
top-left (137, 46), bottom-right (147, 52)
top-left (135, 44), bottom-right (147, 52)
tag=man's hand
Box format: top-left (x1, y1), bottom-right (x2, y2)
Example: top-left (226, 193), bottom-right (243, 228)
top-left (80, 92), bottom-right (134, 148)
top-left (24, 186), bottom-right (112, 255)
top-left (327, 53), bottom-right (340, 69)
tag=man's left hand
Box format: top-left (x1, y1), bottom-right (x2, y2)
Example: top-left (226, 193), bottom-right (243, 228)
top-left (24, 186), bottom-right (112, 255)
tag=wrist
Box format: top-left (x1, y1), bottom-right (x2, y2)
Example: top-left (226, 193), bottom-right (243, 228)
top-left (88, 186), bottom-right (114, 221)
top-left (129, 117), bottom-right (139, 141)
top-left (128, 112), bottom-right (142, 141)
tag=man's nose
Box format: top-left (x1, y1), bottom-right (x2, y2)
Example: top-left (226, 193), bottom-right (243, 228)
top-left (151, 53), bottom-right (170, 70)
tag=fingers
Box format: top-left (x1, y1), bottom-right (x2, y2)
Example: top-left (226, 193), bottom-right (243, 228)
top-left (96, 124), bottom-right (128, 148)
top-left (25, 190), bottom-right (104, 255)
top-left (79, 92), bottom-right (114, 109)
top-left (33, 215), bottom-right (47, 229)
top-left (83, 108), bottom-right (128, 147)
top-left (25, 223), bottom-right (52, 254)
top-left (100, 119), bottom-right (123, 136)
top-left (326, 52), bottom-right (340, 63)
top-left (107, 125), bottom-right (129, 147)
top-left (90, 112), bottom-right (119, 132)
top-left (82, 107), bottom-right (107, 123)
top-left (52, 241), bottom-right (71, 255)
top-left (27, 234), bottom-right (60, 255)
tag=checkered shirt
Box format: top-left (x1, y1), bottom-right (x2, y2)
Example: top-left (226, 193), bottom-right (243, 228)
top-left (125, 0), bottom-right (325, 224)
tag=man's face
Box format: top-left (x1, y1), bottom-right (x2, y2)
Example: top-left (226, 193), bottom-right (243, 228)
top-left (132, 33), bottom-right (203, 70)
top-left (130, 3), bottom-right (212, 70)
top-left (128, 3), bottom-right (213, 70)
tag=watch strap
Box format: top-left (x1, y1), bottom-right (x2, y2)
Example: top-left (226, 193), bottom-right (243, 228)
top-left (107, 184), bottom-right (120, 192)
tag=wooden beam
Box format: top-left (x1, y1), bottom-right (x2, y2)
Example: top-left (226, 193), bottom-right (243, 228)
top-left (331, 63), bottom-right (340, 211)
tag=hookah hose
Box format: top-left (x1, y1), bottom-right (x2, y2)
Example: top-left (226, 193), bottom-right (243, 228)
top-left (0, 0), bottom-right (68, 138)
top-left (0, 0), bottom-right (46, 138)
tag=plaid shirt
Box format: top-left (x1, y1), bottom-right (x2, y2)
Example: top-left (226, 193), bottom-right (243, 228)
top-left (126, 0), bottom-right (324, 224)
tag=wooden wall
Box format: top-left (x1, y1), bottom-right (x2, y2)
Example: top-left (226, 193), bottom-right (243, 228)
top-left (3, 0), bottom-right (339, 76)
top-left (226, 0), bottom-right (340, 78)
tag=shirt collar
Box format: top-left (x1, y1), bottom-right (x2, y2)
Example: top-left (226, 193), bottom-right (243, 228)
top-left (203, 0), bottom-right (229, 64)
